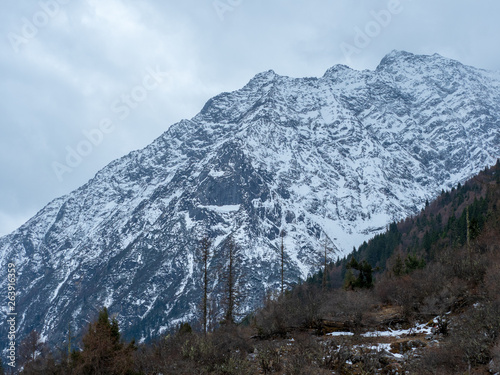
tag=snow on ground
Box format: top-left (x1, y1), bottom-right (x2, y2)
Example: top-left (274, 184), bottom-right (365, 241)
top-left (327, 331), bottom-right (354, 337)
top-left (362, 323), bottom-right (432, 338)
top-left (327, 322), bottom-right (433, 338)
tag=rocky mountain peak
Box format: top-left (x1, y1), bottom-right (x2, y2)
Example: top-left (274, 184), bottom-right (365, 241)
top-left (1, 52), bottom-right (499, 345)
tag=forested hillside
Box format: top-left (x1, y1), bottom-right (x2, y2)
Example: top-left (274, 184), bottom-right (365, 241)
top-left (316, 159), bottom-right (500, 289)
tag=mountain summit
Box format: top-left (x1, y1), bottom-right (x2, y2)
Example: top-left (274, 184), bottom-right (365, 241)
top-left (1, 51), bottom-right (499, 344)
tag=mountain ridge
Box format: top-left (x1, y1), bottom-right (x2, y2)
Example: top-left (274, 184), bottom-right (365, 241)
top-left (1, 50), bottom-right (499, 344)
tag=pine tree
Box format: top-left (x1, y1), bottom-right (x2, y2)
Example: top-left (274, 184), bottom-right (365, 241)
top-left (343, 268), bottom-right (356, 290)
top-left (392, 253), bottom-right (404, 277)
top-left (404, 253), bottom-right (426, 273)
top-left (73, 307), bottom-right (135, 375)
top-left (322, 239), bottom-right (328, 289)
top-left (321, 235), bottom-right (335, 290)
top-left (358, 260), bottom-right (373, 288)
top-left (345, 257), bottom-right (373, 289)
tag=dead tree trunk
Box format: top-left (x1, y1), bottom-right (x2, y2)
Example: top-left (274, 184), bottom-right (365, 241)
top-left (199, 236), bottom-right (211, 334)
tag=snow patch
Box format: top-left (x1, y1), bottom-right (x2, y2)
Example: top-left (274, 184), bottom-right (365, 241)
top-left (198, 204), bottom-right (240, 213)
top-left (209, 170), bottom-right (226, 177)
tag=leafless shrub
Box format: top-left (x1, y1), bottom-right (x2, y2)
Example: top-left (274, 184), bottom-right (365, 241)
top-left (438, 245), bottom-right (488, 287)
top-left (375, 274), bottom-right (419, 320)
top-left (320, 289), bottom-right (375, 333)
top-left (255, 340), bottom-right (283, 374)
top-left (353, 346), bottom-right (385, 374)
top-left (414, 346), bottom-right (467, 375)
top-left (133, 324), bottom-right (254, 375)
top-left (450, 302), bottom-right (500, 367)
top-left (182, 325), bottom-right (252, 373)
top-left (254, 292), bottom-right (291, 338)
top-left (289, 284), bottom-right (323, 329)
top-left (285, 333), bottom-right (328, 375)
top-left (320, 338), bottom-right (353, 372)
top-left (484, 260), bottom-right (500, 303)
top-left (490, 340), bottom-right (500, 373)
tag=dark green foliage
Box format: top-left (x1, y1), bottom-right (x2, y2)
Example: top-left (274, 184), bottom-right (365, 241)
top-left (306, 268), bottom-right (324, 286)
top-left (178, 322), bottom-right (193, 335)
top-left (391, 253), bottom-right (426, 276)
top-left (72, 307), bottom-right (137, 375)
top-left (404, 253), bottom-right (426, 273)
top-left (343, 268), bottom-right (356, 290)
top-left (344, 257), bottom-right (373, 289)
top-left (392, 253), bottom-right (404, 276)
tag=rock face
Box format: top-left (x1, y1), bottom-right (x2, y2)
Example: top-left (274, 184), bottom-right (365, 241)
top-left (0, 51), bottom-right (499, 344)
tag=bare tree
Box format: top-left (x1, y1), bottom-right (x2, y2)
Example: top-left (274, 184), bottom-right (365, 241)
top-left (198, 236), bottom-right (211, 334)
top-left (67, 322), bottom-right (75, 364)
top-left (19, 330), bottom-right (44, 366)
top-left (280, 229), bottom-right (286, 296)
top-left (321, 236), bottom-right (336, 290)
top-left (222, 235), bottom-right (242, 324)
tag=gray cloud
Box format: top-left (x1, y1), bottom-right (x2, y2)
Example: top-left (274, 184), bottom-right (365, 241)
top-left (1, 0), bottom-right (500, 235)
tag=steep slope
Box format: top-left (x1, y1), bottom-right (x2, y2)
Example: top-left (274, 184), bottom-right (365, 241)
top-left (350, 160), bottom-right (500, 271)
top-left (0, 51), bottom-right (499, 344)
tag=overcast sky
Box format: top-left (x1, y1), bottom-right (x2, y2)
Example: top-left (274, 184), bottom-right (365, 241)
top-left (1, 0), bottom-right (500, 236)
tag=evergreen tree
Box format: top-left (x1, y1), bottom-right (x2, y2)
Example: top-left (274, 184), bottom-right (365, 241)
top-left (73, 307), bottom-right (136, 375)
top-left (343, 268), bottom-right (356, 290)
top-left (392, 253), bottom-right (404, 277)
top-left (404, 254), bottom-right (426, 273)
top-left (178, 322), bottom-right (193, 335)
top-left (345, 257), bottom-right (373, 289)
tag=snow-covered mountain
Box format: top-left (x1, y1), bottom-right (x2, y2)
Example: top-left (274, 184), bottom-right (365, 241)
top-left (1, 51), bottom-right (499, 344)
